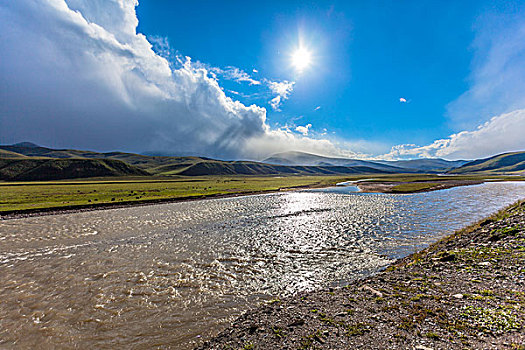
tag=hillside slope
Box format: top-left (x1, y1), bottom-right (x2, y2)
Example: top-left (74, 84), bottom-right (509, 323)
top-left (0, 144), bottom-right (398, 177)
top-left (263, 151), bottom-right (410, 173)
top-left (376, 158), bottom-right (468, 172)
top-left (0, 144), bottom-right (220, 175)
top-left (178, 162), bottom-right (391, 176)
top-left (0, 158), bottom-right (149, 181)
top-left (264, 151), bottom-right (466, 173)
top-left (448, 151), bottom-right (525, 174)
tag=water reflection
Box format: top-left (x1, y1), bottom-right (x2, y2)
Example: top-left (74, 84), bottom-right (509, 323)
top-left (0, 182), bottom-right (524, 349)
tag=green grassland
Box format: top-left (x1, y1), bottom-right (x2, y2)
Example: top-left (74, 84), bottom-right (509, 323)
top-left (1, 174), bottom-right (522, 214)
top-left (0, 175), bottom-right (355, 213)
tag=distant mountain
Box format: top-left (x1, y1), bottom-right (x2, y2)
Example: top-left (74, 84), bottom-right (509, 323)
top-left (0, 158), bottom-right (149, 181)
top-left (263, 151), bottom-right (466, 173)
top-left (3, 144), bottom-right (522, 180)
top-left (0, 149), bottom-right (29, 159)
top-left (0, 144), bottom-right (396, 180)
top-left (12, 141), bottom-right (40, 148)
top-left (448, 151), bottom-right (525, 175)
top-left (263, 151), bottom-right (411, 173)
top-left (375, 158), bottom-right (468, 172)
top-left (0, 144), bottom-right (202, 174)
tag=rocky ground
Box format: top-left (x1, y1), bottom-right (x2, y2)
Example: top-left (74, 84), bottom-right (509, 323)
top-left (198, 200), bottom-right (525, 350)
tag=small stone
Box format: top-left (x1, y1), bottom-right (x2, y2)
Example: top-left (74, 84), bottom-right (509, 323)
top-left (288, 319), bottom-right (304, 327)
top-left (478, 261), bottom-right (491, 266)
top-left (436, 251), bottom-right (455, 262)
top-left (360, 285), bottom-right (383, 298)
top-left (452, 294), bottom-right (463, 299)
top-left (314, 334), bottom-right (325, 344)
top-left (415, 346), bottom-right (434, 350)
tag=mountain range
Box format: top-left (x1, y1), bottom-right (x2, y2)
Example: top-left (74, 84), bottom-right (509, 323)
top-left (0, 143), bottom-right (523, 181)
top-left (263, 151), bottom-right (467, 172)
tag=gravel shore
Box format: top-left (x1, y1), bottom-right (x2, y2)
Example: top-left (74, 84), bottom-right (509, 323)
top-left (198, 200), bottom-right (525, 349)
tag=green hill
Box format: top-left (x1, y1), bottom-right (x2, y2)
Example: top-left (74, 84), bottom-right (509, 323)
top-left (448, 151), bottom-right (525, 174)
top-left (2, 143), bottom-right (524, 180)
top-left (176, 162), bottom-right (389, 176)
top-left (263, 150), bottom-right (468, 173)
top-left (376, 158), bottom-right (468, 172)
top-left (0, 144), bottom-right (218, 175)
top-left (0, 149), bottom-right (27, 159)
top-left (0, 158), bottom-right (149, 181)
top-left (263, 151), bottom-right (410, 173)
top-left (0, 144), bottom-right (399, 178)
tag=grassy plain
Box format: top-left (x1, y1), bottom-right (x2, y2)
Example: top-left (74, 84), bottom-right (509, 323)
top-left (0, 174), bottom-right (522, 214)
top-left (0, 175), bottom-right (355, 213)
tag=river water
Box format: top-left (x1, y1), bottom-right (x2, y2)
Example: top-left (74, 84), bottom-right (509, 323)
top-left (1, 182), bottom-right (524, 349)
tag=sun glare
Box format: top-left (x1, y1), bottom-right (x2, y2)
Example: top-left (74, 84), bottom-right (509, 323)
top-left (291, 47), bottom-right (312, 72)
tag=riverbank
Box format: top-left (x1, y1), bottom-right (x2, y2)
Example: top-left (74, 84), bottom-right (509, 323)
top-left (0, 175), bottom-right (344, 220)
top-left (0, 176), bottom-right (519, 220)
top-left (356, 179), bottom-right (484, 193)
top-left (0, 188), bottom-right (307, 220)
top-left (198, 200), bottom-right (525, 349)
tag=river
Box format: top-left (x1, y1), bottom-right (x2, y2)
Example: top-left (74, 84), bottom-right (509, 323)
top-left (0, 181), bottom-right (524, 349)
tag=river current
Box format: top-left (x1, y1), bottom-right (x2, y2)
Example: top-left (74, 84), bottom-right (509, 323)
top-left (1, 181), bottom-right (524, 349)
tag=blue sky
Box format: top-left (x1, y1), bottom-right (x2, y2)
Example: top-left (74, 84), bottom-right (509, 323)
top-left (137, 1), bottom-right (475, 148)
top-left (1, 0), bottom-right (524, 160)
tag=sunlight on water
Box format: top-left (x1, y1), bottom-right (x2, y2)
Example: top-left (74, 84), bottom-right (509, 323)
top-left (0, 182), bottom-right (524, 349)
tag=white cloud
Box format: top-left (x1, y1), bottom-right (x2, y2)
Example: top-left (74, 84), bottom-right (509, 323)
top-left (212, 66), bottom-right (261, 85)
top-left (267, 80), bottom-right (295, 97)
top-left (0, 0), bottom-right (341, 160)
top-left (266, 80), bottom-right (295, 110)
top-left (295, 123), bottom-right (312, 136)
top-left (382, 109), bottom-right (525, 160)
top-left (446, 9), bottom-right (525, 129)
top-left (269, 96), bottom-right (282, 111)
top-left (1, 1), bottom-right (522, 162)
top-left (399, 97), bottom-right (407, 103)
top-left (148, 35), bottom-right (173, 61)
top-left (252, 68), bottom-right (258, 73)
top-left (244, 128), bottom-right (363, 160)
top-left (315, 106), bottom-right (321, 111)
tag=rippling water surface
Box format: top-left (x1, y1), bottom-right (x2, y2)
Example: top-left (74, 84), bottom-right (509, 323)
top-left (1, 182), bottom-right (524, 349)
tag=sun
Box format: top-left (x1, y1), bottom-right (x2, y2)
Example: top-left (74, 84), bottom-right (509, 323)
top-left (291, 47), bottom-right (312, 72)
